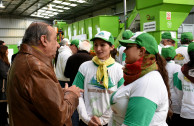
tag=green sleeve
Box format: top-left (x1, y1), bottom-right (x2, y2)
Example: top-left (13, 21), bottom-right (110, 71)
top-left (173, 72), bottom-right (182, 90)
top-left (72, 71), bottom-right (85, 89)
top-left (122, 53), bottom-right (126, 62)
top-left (124, 97), bottom-right (157, 126)
top-left (117, 77), bottom-right (124, 88)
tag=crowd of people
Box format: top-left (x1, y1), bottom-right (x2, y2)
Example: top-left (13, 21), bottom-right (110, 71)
top-left (0, 21), bottom-right (194, 126)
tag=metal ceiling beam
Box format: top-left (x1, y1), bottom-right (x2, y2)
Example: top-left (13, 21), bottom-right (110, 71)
top-left (9, 0), bottom-right (27, 14)
top-left (63, 0), bottom-right (123, 20)
top-left (19, 0), bottom-right (40, 15)
top-left (29, 0), bottom-right (53, 15)
top-left (3, 0), bottom-right (13, 10)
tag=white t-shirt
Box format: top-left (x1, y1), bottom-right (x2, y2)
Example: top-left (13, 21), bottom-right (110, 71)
top-left (109, 71), bottom-right (168, 126)
top-left (55, 46), bottom-right (72, 81)
top-left (177, 71), bottom-right (194, 119)
top-left (166, 61), bottom-right (182, 114)
top-left (73, 61), bottom-right (124, 125)
top-left (115, 46), bottom-right (126, 66)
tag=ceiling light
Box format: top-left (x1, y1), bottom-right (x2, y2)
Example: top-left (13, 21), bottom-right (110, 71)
top-left (61, 2), bottom-right (70, 5)
top-left (0, 1), bottom-right (5, 8)
top-left (77, 0), bottom-right (86, 3)
top-left (56, 5), bottom-right (63, 8)
top-left (38, 9), bottom-right (45, 12)
top-left (70, 4), bottom-right (77, 7)
top-left (44, 16), bottom-right (50, 19)
top-left (37, 15), bottom-right (44, 18)
top-left (57, 10), bottom-right (64, 12)
top-left (45, 11), bottom-right (53, 14)
top-left (48, 15), bottom-right (54, 17)
top-left (41, 13), bottom-right (48, 16)
top-left (53, 0), bottom-right (62, 4)
top-left (63, 7), bottom-right (70, 10)
top-left (53, 12), bottom-right (59, 15)
top-left (50, 8), bottom-right (58, 11)
top-left (42, 7), bottom-right (48, 10)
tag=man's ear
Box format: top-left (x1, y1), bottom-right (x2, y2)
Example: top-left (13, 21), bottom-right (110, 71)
top-left (40, 35), bottom-right (48, 47)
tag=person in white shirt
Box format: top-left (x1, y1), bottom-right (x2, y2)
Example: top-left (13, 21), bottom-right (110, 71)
top-left (115, 30), bottom-right (134, 66)
top-left (174, 42), bottom-right (194, 125)
top-left (109, 32), bottom-right (171, 126)
top-left (55, 39), bottom-right (80, 87)
top-left (174, 32), bottom-right (193, 66)
top-left (73, 31), bottom-right (124, 126)
top-left (161, 46), bottom-right (182, 126)
top-left (158, 31), bottom-right (177, 54)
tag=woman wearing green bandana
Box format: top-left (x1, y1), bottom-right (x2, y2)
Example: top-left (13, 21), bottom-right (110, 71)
top-left (109, 32), bottom-right (172, 126)
top-left (73, 31), bottom-right (124, 126)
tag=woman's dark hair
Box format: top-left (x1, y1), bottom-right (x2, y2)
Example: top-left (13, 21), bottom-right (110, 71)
top-left (181, 40), bottom-right (192, 45)
top-left (164, 57), bottom-right (173, 62)
top-left (110, 48), bottom-right (117, 59)
top-left (155, 53), bottom-right (173, 118)
top-left (0, 45), bottom-right (10, 65)
top-left (22, 22), bottom-right (51, 46)
top-left (0, 40), bottom-right (5, 45)
top-left (188, 51), bottom-right (194, 67)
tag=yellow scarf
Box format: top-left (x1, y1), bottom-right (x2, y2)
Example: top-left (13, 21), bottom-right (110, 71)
top-left (92, 56), bottom-right (115, 89)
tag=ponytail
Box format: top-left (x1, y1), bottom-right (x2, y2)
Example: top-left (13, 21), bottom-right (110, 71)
top-left (155, 53), bottom-right (173, 118)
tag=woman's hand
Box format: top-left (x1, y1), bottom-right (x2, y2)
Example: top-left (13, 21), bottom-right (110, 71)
top-left (88, 119), bottom-right (99, 126)
top-left (91, 116), bottom-right (102, 126)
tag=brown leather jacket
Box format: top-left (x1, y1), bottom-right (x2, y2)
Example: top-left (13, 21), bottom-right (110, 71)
top-left (7, 44), bottom-right (78, 126)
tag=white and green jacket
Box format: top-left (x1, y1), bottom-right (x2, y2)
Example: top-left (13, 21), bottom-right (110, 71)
top-left (175, 70), bottom-right (194, 119)
top-left (166, 61), bottom-right (182, 114)
top-left (109, 71), bottom-right (168, 126)
top-left (73, 60), bottom-right (124, 125)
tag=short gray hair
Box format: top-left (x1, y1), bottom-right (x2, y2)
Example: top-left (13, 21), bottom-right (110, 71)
top-left (22, 22), bottom-right (51, 46)
top-left (79, 40), bottom-right (91, 52)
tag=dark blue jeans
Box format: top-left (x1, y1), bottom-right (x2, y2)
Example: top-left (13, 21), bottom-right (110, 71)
top-left (72, 109), bottom-right (79, 126)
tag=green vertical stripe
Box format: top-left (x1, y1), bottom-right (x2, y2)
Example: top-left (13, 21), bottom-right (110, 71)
top-left (117, 77), bottom-right (124, 88)
top-left (72, 71), bottom-right (85, 89)
top-left (173, 72), bottom-right (182, 90)
top-left (122, 53), bottom-right (126, 62)
top-left (124, 97), bottom-right (157, 126)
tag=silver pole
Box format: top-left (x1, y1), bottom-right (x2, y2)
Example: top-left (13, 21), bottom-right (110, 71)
top-left (124, 0), bottom-right (127, 30)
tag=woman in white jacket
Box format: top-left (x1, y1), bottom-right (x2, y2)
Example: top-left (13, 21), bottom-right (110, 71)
top-left (73, 31), bottom-right (124, 126)
top-left (109, 32), bottom-right (172, 126)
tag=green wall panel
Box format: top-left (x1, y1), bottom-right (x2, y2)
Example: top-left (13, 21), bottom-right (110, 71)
top-left (92, 16), bottom-right (100, 38)
top-left (57, 21), bottom-right (66, 31)
top-left (68, 24), bottom-right (73, 40)
top-left (78, 20), bottom-right (85, 35)
top-left (64, 24), bottom-right (68, 39)
top-left (8, 44), bottom-right (18, 54)
top-left (72, 22), bottom-right (79, 37)
top-left (100, 16), bottom-right (119, 37)
top-left (84, 18), bottom-right (93, 40)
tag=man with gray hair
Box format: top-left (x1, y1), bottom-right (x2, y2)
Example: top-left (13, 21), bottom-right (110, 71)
top-left (7, 22), bottom-right (83, 126)
top-left (60, 38), bottom-right (70, 47)
top-left (65, 40), bottom-right (93, 126)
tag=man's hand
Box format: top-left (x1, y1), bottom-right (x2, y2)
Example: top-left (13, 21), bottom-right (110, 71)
top-left (88, 119), bottom-right (99, 126)
top-left (65, 83), bottom-right (84, 97)
top-left (91, 116), bottom-right (102, 126)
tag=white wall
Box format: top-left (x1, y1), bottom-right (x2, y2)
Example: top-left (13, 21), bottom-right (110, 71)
top-left (0, 17), bottom-right (51, 45)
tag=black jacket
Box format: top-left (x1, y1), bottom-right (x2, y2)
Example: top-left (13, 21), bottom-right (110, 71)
top-left (0, 59), bottom-right (10, 97)
top-left (64, 50), bottom-right (93, 86)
